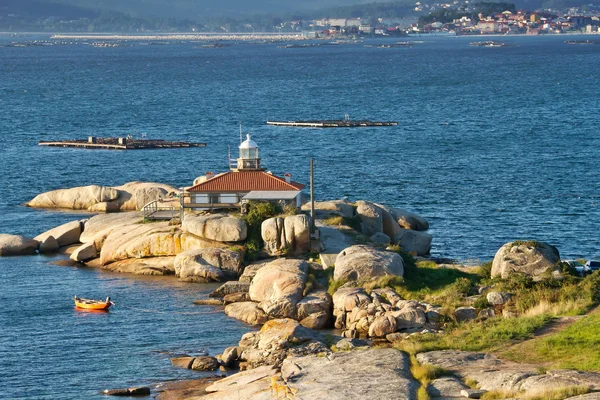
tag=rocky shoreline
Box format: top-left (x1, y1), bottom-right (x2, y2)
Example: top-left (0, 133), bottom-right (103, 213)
top-left (3, 182), bottom-right (600, 399)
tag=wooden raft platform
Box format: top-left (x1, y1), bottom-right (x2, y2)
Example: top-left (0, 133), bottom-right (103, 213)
top-left (39, 137), bottom-right (206, 150)
top-left (266, 120), bottom-right (398, 128)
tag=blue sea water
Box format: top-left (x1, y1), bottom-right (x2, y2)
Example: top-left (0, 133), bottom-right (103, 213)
top-left (0, 34), bottom-right (599, 399)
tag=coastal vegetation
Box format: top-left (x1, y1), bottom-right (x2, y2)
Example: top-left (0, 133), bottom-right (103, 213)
top-left (501, 309), bottom-right (600, 371)
top-left (240, 201), bottom-right (282, 261)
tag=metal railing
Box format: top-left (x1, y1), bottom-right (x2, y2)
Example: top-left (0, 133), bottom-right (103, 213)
top-left (141, 199), bottom-right (176, 221)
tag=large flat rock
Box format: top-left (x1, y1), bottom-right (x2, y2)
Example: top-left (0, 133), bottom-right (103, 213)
top-left (281, 348), bottom-right (417, 400)
top-left (0, 234), bottom-right (38, 256)
top-left (316, 222), bottom-right (354, 269)
top-left (416, 350), bottom-right (600, 396)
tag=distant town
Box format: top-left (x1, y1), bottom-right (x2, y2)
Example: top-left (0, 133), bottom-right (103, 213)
top-left (280, 3), bottom-right (600, 37)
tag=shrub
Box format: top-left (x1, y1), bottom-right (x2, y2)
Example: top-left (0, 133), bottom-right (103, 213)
top-left (328, 277), bottom-right (349, 296)
top-left (479, 261), bottom-right (493, 279)
top-left (510, 240), bottom-right (542, 249)
top-left (473, 295), bottom-right (490, 309)
top-left (322, 215), bottom-right (362, 232)
top-left (363, 275), bottom-right (405, 294)
top-left (241, 201), bottom-right (281, 261)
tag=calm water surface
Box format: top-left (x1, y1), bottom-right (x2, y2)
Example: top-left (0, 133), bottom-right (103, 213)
top-left (0, 34), bottom-right (599, 399)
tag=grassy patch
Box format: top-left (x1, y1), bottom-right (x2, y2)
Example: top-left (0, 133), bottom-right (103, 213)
top-left (485, 272), bottom-right (599, 316)
top-left (482, 386), bottom-right (589, 400)
top-left (510, 240), bottom-right (542, 249)
top-left (409, 354), bottom-right (447, 400)
top-left (524, 386), bottom-right (589, 400)
top-left (501, 311), bottom-right (600, 371)
top-left (322, 215), bottom-right (362, 232)
top-left (396, 314), bottom-right (552, 355)
top-left (328, 276), bottom-right (349, 296)
top-left (464, 378), bottom-right (478, 389)
top-left (386, 246), bottom-right (482, 302)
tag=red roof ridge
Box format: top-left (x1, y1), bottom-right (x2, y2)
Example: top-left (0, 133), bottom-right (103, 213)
top-left (187, 170), bottom-right (305, 193)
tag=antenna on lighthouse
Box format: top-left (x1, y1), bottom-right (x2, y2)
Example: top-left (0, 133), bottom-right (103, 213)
top-left (239, 121), bottom-right (243, 145)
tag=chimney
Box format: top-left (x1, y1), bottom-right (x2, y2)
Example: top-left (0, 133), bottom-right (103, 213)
top-left (206, 172), bottom-right (215, 180)
top-left (284, 173), bottom-right (292, 183)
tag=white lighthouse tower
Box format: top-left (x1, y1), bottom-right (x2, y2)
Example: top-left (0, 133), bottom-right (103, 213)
top-left (235, 133), bottom-right (263, 171)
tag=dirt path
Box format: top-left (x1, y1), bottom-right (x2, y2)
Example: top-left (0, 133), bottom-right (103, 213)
top-left (494, 304), bottom-right (600, 364)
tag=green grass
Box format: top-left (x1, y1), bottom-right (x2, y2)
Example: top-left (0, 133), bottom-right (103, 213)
top-left (396, 314), bottom-right (553, 355)
top-left (409, 354), bottom-right (447, 400)
top-left (240, 201), bottom-right (281, 261)
top-left (510, 240), bottom-right (542, 249)
top-left (484, 272), bottom-right (600, 316)
top-left (322, 215), bottom-right (362, 232)
top-left (502, 311), bottom-right (600, 371)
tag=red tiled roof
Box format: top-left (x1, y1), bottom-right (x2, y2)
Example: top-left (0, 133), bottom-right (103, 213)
top-left (187, 171), bottom-right (305, 193)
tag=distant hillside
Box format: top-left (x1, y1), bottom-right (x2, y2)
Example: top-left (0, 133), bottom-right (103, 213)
top-left (0, 0), bottom-right (198, 32)
top-left (1, 0), bottom-right (597, 32)
top-left (49, 0), bottom-right (380, 19)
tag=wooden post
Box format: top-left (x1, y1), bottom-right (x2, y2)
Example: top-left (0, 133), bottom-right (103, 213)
top-left (180, 189), bottom-right (184, 224)
top-left (310, 158), bottom-right (315, 234)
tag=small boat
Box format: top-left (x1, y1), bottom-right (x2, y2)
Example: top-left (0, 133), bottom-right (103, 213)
top-left (74, 296), bottom-right (114, 311)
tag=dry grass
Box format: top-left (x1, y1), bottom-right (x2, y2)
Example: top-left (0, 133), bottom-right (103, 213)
top-left (500, 309), bottom-right (600, 372)
top-left (524, 386), bottom-right (589, 400)
top-left (523, 299), bottom-right (589, 318)
top-left (482, 386), bottom-right (589, 400)
top-left (481, 390), bottom-right (519, 400)
top-left (409, 354), bottom-right (447, 400)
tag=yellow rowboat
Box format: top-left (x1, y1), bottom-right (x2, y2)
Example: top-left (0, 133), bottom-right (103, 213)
top-left (73, 296), bottom-right (114, 311)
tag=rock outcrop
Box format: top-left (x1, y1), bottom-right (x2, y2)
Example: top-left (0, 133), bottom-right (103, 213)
top-left (98, 222), bottom-right (224, 265)
top-left (427, 377), bottom-right (470, 398)
top-left (491, 241), bottom-right (561, 280)
top-left (203, 365), bottom-right (277, 399)
top-left (26, 185), bottom-right (119, 210)
top-left (249, 259), bottom-right (308, 319)
top-left (261, 217), bottom-right (286, 255)
top-left (98, 257), bottom-right (175, 275)
top-left (25, 182), bottom-right (178, 212)
top-left (261, 215), bottom-right (310, 256)
top-left (174, 248), bottom-right (243, 282)
top-left (224, 302), bottom-right (269, 325)
top-left (35, 220), bottom-right (83, 248)
top-left (70, 242), bottom-right (97, 262)
top-left (182, 214), bottom-right (247, 242)
top-left (334, 200), bottom-right (431, 255)
top-left (334, 245), bottom-right (404, 281)
top-left (416, 350), bottom-right (600, 397)
top-left (37, 235), bottom-right (59, 254)
top-left (332, 287), bottom-right (441, 339)
top-left (80, 212), bottom-right (143, 248)
top-left (238, 318), bottom-right (328, 368)
top-left (283, 215), bottom-right (311, 256)
top-left (281, 348), bottom-right (417, 400)
top-left (395, 229), bottom-right (432, 256)
top-left (296, 290), bottom-right (332, 330)
top-left (392, 208), bottom-right (430, 231)
top-left (301, 199), bottom-right (355, 218)
top-left (201, 348), bottom-right (417, 400)
top-left (210, 281), bottom-right (251, 298)
top-left (0, 234), bottom-right (39, 256)
top-left (356, 201), bottom-right (384, 237)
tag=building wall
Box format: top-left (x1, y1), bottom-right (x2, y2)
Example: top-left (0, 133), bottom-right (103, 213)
top-left (220, 194), bottom-right (239, 204)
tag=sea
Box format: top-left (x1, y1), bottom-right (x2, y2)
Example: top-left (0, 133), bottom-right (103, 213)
top-left (0, 33), bottom-right (599, 399)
